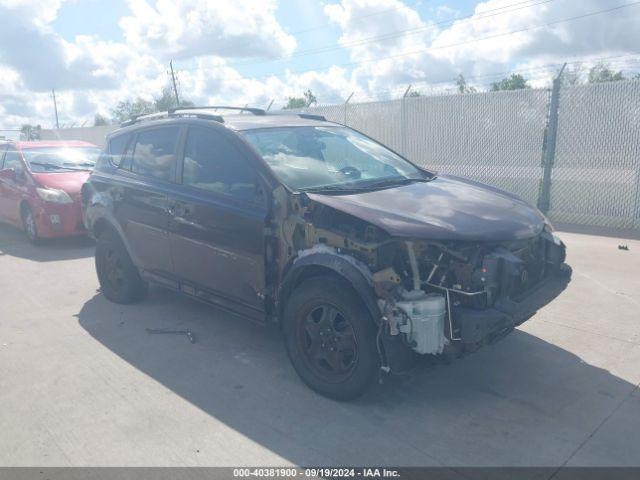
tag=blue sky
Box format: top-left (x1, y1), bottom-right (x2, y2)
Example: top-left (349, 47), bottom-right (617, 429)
top-left (2, 0), bottom-right (640, 128)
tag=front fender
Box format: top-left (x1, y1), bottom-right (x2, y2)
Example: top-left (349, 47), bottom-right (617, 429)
top-left (279, 247), bottom-right (382, 326)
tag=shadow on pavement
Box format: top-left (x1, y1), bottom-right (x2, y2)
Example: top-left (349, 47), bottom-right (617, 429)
top-left (76, 286), bottom-right (640, 467)
top-left (0, 223), bottom-right (94, 262)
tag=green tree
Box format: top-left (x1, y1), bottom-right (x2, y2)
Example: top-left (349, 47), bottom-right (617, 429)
top-left (588, 62), bottom-right (625, 83)
top-left (20, 124), bottom-right (41, 140)
top-left (284, 89), bottom-right (317, 109)
top-left (153, 86), bottom-right (196, 111)
top-left (93, 113), bottom-right (110, 126)
top-left (456, 74), bottom-right (477, 94)
top-left (110, 98), bottom-right (156, 124)
top-left (490, 73), bottom-right (530, 91)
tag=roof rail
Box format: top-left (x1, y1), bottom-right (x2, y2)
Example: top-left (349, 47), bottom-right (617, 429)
top-left (297, 113), bottom-right (327, 121)
top-left (120, 110), bottom-right (224, 127)
top-left (169, 105), bottom-right (266, 116)
top-left (266, 110), bottom-right (328, 122)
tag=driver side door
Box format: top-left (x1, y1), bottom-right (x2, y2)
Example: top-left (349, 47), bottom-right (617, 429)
top-left (167, 125), bottom-right (269, 320)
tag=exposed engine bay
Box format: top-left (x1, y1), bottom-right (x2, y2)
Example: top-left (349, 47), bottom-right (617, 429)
top-left (271, 190), bottom-right (571, 367)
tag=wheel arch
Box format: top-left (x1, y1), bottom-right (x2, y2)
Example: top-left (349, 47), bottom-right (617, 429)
top-left (278, 251), bottom-right (382, 327)
top-left (91, 216), bottom-right (141, 268)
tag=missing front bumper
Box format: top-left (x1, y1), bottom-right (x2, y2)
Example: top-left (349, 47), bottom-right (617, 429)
top-left (454, 264), bottom-right (572, 345)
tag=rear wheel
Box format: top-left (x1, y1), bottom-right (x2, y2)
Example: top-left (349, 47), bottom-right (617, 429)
top-left (283, 276), bottom-right (379, 401)
top-left (95, 229), bottom-right (146, 304)
top-left (21, 204), bottom-right (40, 244)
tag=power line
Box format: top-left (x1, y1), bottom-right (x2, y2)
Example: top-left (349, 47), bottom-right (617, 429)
top-left (224, 0), bottom-right (557, 70)
top-left (180, 1), bottom-right (640, 82)
top-left (176, 0), bottom-right (515, 63)
top-left (279, 52), bottom-right (640, 104)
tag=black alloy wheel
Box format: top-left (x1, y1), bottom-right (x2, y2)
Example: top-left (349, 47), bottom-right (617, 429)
top-left (284, 275), bottom-right (379, 400)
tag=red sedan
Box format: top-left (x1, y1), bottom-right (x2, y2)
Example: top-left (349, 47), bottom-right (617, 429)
top-left (0, 141), bottom-right (101, 242)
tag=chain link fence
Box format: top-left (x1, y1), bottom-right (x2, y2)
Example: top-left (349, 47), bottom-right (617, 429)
top-left (550, 81), bottom-right (640, 229)
top-left (307, 80), bottom-right (640, 231)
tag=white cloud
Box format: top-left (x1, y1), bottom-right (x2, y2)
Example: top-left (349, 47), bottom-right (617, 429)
top-left (119, 0), bottom-right (296, 60)
top-left (323, 0), bottom-right (640, 94)
top-left (2, 0), bottom-right (640, 129)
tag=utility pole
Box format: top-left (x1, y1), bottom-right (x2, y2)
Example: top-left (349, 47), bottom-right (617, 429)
top-left (52, 89), bottom-right (60, 129)
top-left (169, 60), bottom-right (180, 107)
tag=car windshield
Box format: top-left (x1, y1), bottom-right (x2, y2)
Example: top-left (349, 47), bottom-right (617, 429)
top-left (241, 126), bottom-right (426, 191)
top-left (22, 147), bottom-right (101, 173)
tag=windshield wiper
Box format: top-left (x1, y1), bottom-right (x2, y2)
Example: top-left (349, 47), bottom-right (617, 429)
top-left (30, 162), bottom-right (91, 171)
top-left (356, 176), bottom-right (433, 190)
top-left (301, 176), bottom-right (434, 194)
top-left (30, 162), bottom-right (68, 170)
top-left (301, 184), bottom-right (362, 194)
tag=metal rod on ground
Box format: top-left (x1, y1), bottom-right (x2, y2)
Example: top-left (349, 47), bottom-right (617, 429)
top-left (537, 62), bottom-right (567, 214)
top-left (52, 89), bottom-right (59, 129)
top-left (169, 60), bottom-right (180, 107)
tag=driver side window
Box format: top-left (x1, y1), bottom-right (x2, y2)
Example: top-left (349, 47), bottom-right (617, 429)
top-left (182, 126), bottom-right (259, 202)
top-left (3, 150), bottom-right (24, 174)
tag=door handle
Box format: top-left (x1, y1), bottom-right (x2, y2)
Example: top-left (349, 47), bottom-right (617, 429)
top-left (165, 202), bottom-right (190, 217)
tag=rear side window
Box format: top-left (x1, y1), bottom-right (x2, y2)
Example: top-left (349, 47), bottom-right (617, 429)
top-left (107, 133), bottom-right (132, 166)
top-left (182, 126), bottom-right (258, 201)
top-left (131, 127), bottom-right (181, 182)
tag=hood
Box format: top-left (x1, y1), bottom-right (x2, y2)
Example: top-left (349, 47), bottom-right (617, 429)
top-left (306, 175), bottom-right (545, 242)
top-left (31, 171), bottom-right (91, 195)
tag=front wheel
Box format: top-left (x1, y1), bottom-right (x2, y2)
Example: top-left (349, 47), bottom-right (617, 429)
top-left (283, 276), bottom-right (379, 401)
top-left (95, 229), bottom-right (146, 304)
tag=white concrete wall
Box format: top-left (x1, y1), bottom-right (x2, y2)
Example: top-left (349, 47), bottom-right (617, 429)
top-left (39, 125), bottom-right (118, 148)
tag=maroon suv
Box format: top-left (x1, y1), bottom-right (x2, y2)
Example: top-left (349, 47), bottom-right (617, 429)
top-left (83, 107), bottom-right (570, 400)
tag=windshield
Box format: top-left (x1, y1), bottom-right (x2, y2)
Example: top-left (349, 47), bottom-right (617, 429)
top-left (241, 126), bottom-right (426, 191)
top-left (22, 147), bottom-right (100, 173)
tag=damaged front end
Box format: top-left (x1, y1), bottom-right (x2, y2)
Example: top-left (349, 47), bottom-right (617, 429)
top-left (376, 233), bottom-right (571, 364)
top-left (273, 189), bottom-right (571, 371)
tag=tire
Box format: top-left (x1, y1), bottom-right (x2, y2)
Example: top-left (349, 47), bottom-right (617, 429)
top-left (21, 204), bottom-right (41, 244)
top-left (283, 276), bottom-right (379, 401)
top-left (95, 229), bottom-right (146, 304)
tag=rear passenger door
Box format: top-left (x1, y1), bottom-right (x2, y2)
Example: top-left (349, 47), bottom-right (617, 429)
top-left (114, 126), bottom-right (184, 284)
top-left (167, 125), bottom-right (268, 319)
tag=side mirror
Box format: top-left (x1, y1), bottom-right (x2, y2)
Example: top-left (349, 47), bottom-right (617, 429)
top-left (0, 168), bottom-right (16, 181)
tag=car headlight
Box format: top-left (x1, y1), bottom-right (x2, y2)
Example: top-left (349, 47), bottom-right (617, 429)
top-left (36, 187), bottom-right (73, 204)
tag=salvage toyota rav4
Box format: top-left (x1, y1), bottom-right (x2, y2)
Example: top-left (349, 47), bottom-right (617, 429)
top-left (83, 106), bottom-right (571, 400)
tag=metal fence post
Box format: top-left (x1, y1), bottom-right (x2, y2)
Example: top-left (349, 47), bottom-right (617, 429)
top-left (401, 85), bottom-right (412, 156)
top-left (344, 92), bottom-right (354, 126)
top-left (537, 64), bottom-right (566, 214)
